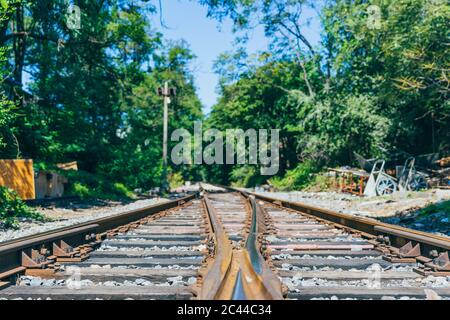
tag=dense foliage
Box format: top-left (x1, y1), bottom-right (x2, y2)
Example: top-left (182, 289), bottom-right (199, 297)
top-left (0, 0), bottom-right (449, 194)
top-left (1, 1), bottom-right (203, 195)
top-left (202, 0), bottom-right (449, 188)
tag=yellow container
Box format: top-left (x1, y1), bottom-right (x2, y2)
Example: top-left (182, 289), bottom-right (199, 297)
top-left (0, 159), bottom-right (36, 200)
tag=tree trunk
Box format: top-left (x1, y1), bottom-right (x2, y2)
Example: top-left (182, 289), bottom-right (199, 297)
top-left (13, 4), bottom-right (26, 107)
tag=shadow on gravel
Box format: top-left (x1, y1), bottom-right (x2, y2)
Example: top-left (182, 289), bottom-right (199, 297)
top-left (26, 197), bottom-right (131, 210)
top-left (379, 200), bottom-right (450, 236)
top-left (26, 191), bottom-right (195, 212)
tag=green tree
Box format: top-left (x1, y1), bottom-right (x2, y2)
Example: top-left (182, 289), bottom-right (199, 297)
top-left (105, 42), bottom-right (203, 189)
top-left (1, 1), bottom-right (203, 193)
top-left (0, 0), bottom-right (24, 158)
top-left (322, 0), bottom-right (449, 153)
top-left (205, 0), bottom-right (449, 187)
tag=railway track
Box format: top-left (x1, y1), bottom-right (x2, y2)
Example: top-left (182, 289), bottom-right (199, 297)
top-left (259, 200), bottom-right (450, 299)
top-left (0, 185), bottom-right (449, 300)
top-left (0, 194), bottom-right (203, 300)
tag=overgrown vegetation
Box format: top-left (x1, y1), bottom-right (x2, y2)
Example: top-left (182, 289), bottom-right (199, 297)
top-left (269, 161), bottom-right (318, 191)
top-left (203, 0), bottom-right (449, 189)
top-left (169, 172), bottom-right (185, 190)
top-left (63, 170), bottom-right (136, 200)
top-left (419, 201), bottom-right (450, 218)
top-left (0, 1), bottom-right (203, 196)
top-left (0, 186), bottom-right (45, 229)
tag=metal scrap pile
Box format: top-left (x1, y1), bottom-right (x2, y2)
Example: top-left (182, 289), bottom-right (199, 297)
top-left (429, 157), bottom-right (450, 189)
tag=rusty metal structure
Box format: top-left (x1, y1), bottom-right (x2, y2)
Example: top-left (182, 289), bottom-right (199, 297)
top-left (329, 168), bottom-right (369, 196)
top-left (198, 193), bottom-right (283, 300)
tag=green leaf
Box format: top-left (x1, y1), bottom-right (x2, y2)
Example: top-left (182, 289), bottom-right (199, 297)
top-left (0, 0), bottom-right (8, 10)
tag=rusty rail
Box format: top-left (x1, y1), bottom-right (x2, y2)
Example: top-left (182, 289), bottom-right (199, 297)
top-left (235, 190), bottom-right (450, 274)
top-left (198, 195), bottom-right (234, 300)
top-left (198, 193), bottom-right (283, 300)
top-left (0, 194), bottom-right (198, 283)
top-left (243, 196), bottom-right (284, 299)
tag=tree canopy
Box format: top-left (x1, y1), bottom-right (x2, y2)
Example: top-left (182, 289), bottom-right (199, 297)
top-left (1, 0), bottom-right (203, 194)
top-left (202, 0), bottom-right (449, 187)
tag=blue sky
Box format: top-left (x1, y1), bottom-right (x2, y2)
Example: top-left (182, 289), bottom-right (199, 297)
top-left (154, 1), bottom-right (322, 113)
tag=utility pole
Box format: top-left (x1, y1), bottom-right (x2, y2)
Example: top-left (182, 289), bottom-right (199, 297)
top-left (158, 81), bottom-right (176, 194)
top-left (162, 81), bottom-right (170, 193)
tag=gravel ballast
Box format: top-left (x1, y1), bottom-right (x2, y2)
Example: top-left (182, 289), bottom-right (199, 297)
top-left (0, 198), bottom-right (169, 243)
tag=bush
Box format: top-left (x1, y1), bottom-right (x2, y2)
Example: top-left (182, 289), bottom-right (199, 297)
top-left (304, 173), bottom-right (333, 192)
top-left (169, 172), bottom-right (185, 190)
top-left (111, 183), bottom-right (135, 199)
top-left (230, 166), bottom-right (263, 188)
top-left (269, 161), bottom-right (318, 191)
top-left (71, 182), bottom-right (92, 199)
top-left (0, 186), bottom-right (45, 229)
top-left (64, 170), bottom-right (136, 200)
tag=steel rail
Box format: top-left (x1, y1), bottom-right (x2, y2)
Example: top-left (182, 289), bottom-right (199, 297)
top-left (0, 194), bottom-right (198, 280)
top-left (249, 192), bottom-right (450, 257)
top-left (1, 195), bottom-right (196, 248)
top-left (244, 196), bottom-right (284, 299)
top-left (228, 192), bottom-right (283, 300)
top-left (197, 194), bottom-right (235, 300)
top-left (199, 192), bottom-right (283, 300)
top-left (215, 185), bottom-right (449, 273)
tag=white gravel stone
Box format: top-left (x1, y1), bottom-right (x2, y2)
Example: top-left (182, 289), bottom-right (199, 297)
top-left (29, 278), bottom-right (44, 287)
top-left (135, 279), bottom-right (153, 286)
top-left (0, 198), bottom-right (169, 243)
